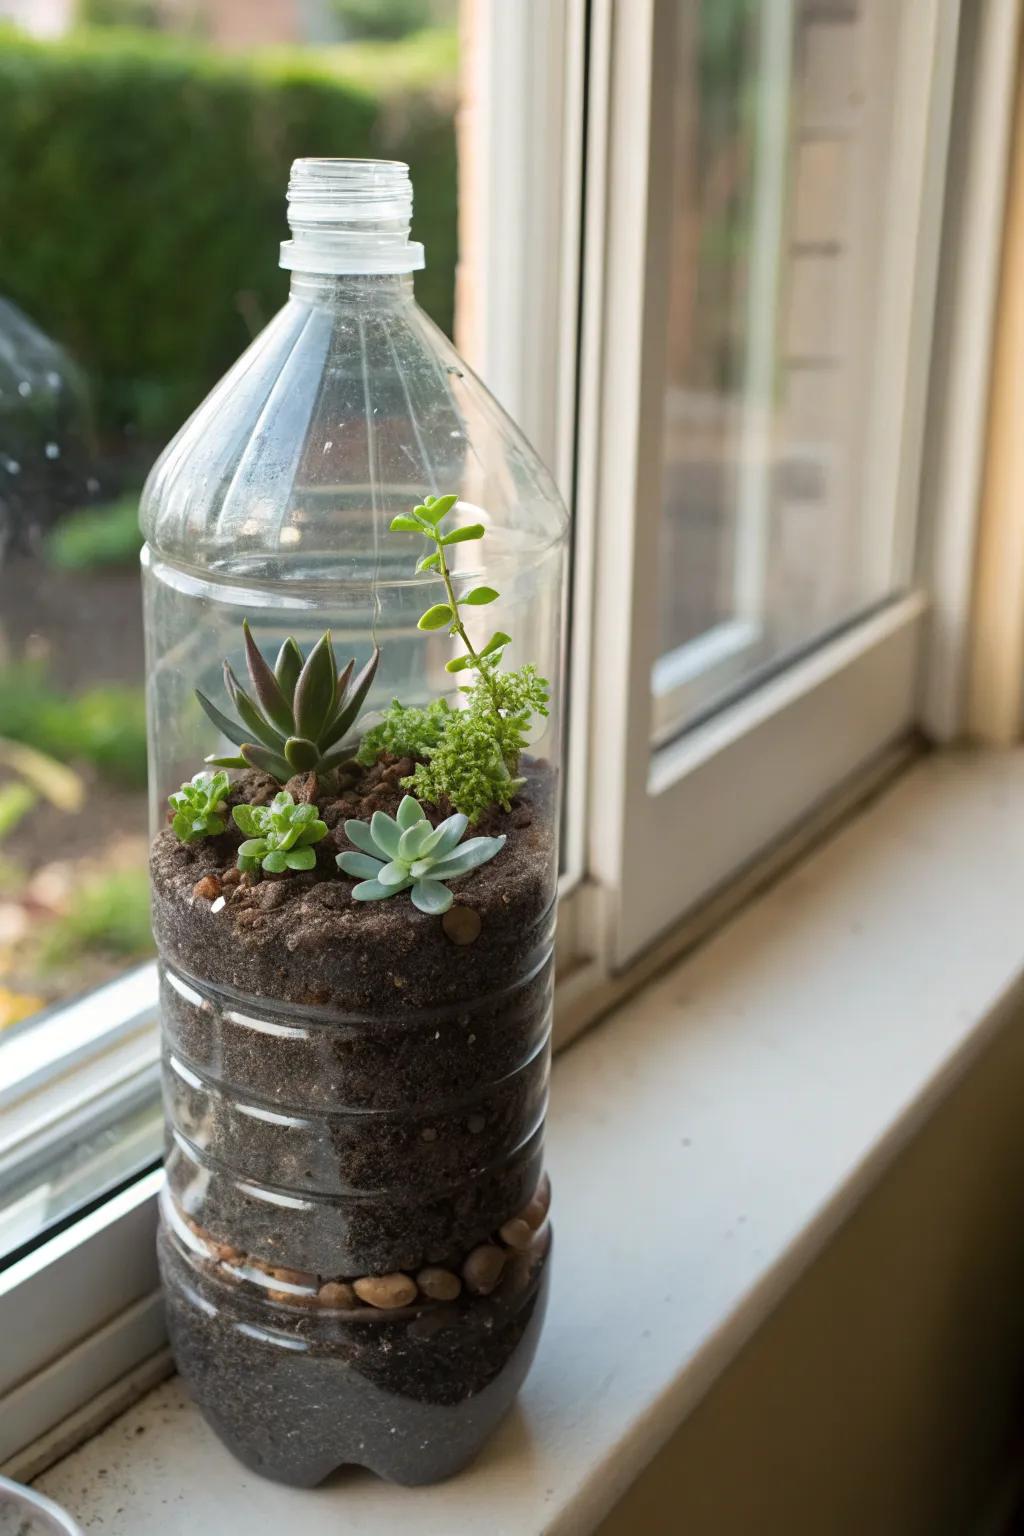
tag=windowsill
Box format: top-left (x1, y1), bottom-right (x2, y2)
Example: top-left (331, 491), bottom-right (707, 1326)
top-left (32, 747), bottom-right (1024, 1534)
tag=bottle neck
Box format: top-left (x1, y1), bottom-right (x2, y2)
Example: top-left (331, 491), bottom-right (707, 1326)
top-left (288, 271), bottom-right (416, 309)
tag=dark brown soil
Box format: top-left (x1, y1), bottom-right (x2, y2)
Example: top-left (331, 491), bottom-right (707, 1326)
top-left (154, 754), bottom-right (556, 1481)
top-left (150, 757), bottom-right (557, 1013)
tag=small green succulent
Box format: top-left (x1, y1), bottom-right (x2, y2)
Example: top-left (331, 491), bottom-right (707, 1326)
top-left (337, 795), bottom-right (505, 914)
top-left (169, 771), bottom-right (230, 844)
top-left (198, 620), bottom-right (379, 782)
top-left (232, 791), bottom-right (328, 874)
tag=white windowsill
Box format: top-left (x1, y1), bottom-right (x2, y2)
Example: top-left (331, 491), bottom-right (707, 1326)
top-left (32, 747), bottom-right (1024, 1534)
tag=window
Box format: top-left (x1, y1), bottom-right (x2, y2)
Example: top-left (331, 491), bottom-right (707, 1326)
top-left (581, 0), bottom-right (961, 965)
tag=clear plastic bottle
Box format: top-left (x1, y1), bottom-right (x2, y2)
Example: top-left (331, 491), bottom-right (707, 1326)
top-left (143, 160), bottom-right (566, 1486)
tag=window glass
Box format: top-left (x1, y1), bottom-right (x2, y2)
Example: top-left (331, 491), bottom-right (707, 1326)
top-left (0, 0), bottom-right (458, 1032)
top-left (653, 0), bottom-right (904, 744)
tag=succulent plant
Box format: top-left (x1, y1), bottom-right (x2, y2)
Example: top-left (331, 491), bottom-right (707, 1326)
top-left (168, 770), bottom-right (230, 843)
top-left (198, 621), bottom-right (379, 783)
top-left (232, 791), bottom-right (328, 874)
top-left (337, 794), bottom-right (505, 914)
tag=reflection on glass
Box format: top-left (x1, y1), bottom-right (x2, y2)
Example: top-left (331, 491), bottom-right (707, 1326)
top-left (0, 1), bottom-right (458, 1030)
top-left (654, 0), bottom-right (904, 743)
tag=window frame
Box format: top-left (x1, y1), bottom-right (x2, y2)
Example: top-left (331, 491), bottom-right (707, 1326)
top-left (579, 0), bottom-right (964, 967)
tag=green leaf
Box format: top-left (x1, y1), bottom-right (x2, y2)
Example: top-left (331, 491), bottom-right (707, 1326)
top-left (205, 814), bottom-right (226, 836)
top-left (262, 850), bottom-right (288, 873)
top-left (172, 811), bottom-right (193, 842)
top-left (390, 514), bottom-right (425, 532)
top-left (321, 647), bottom-right (380, 750)
top-left (481, 631), bottom-right (512, 657)
top-left (369, 811), bottom-right (402, 859)
top-left (422, 813), bottom-right (468, 859)
top-left (243, 620), bottom-right (294, 734)
top-left (195, 688), bottom-right (249, 751)
top-left (444, 653), bottom-right (473, 674)
top-left (284, 736), bottom-right (321, 772)
top-left (352, 877), bottom-right (409, 901)
top-left (296, 819), bottom-right (328, 845)
top-left (417, 493), bottom-right (458, 526)
top-left (205, 753), bottom-right (247, 770)
top-left (464, 586), bottom-right (499, 605)
top-left (396, 795), bottom-right (425, 830)
top-left (284, 847), bottom-right (317, 870)
top-left (223, 665), bottom-right (288, 753)
top-left (411, 878), bottom-right (454, 915)
top-left (343, 819), bottom-right (379, 856)
top-left (337, 851), bottom-right (385, 879)
top-left (398, 820), bottom-right (434, 862)
top-left (237, 838), bottom-right (267, 858)
top-left (416, 551), bottom-right (441, 573)
top-left (293, 632), bottom-right (337, 742)
top-left (418, 604), bottom-right (454, 631)
top-left (239, 743), bottom-right (292, 782)
top-left (232, 805), bottom-right (262, 836)
top-left (378, 860), bottom-right (411, 887)
top-left (429, 833), bottom-right (506, 880)
top-left (440, 524), bottom-right (485, 546)
top-left (274, 637), bottom-right (304, 704)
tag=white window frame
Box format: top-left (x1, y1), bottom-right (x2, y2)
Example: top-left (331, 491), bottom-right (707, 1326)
top-left (581, 0), bottom-right (963, 966)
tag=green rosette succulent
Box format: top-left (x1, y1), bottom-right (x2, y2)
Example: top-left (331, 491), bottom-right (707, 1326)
top-left (198, 620), bottom-right (379, 782)
top-left (168, 770), bottom-right (229, 843)
top-left (337, 794), bottom-right (505, 915)
top-left (232, 791), bottom-right (328, 874)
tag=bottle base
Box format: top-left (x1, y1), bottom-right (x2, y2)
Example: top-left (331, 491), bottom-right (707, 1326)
top-left (158, 1223), bottom-right (551, 1488)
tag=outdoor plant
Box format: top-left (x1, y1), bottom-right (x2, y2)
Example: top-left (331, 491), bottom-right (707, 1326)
top-left (168, 770), bottom-right (230, 843)
top-left (378, 492), bottom-right (549, 820)
top-left (338, 794), bottom-right (505, 914)
top-left (198, 620), bottom-right (379, 782)
top-left (232, 791), bottom-right (328, 874)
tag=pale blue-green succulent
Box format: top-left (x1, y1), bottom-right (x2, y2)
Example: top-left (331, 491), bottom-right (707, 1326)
top-left (337, 795), bottom-right (505, 915)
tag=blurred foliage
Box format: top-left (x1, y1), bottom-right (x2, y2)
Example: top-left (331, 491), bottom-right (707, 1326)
top-left (77, 0), bottom-right (163, 28)
top-left (34, 866), bottom-right (154, 965)
top-left (45, 492), bottom-right (142, 569)
top-left (332, 0), bottom-right (446, 42)
top-left (0, 28), bottom-right (457, 444)
top-left (0, 666), bottom-right (147, 786)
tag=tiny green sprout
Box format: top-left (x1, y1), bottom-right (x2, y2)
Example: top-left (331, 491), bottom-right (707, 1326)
top-left (388, 493), bottom-right (509, 697)
top-left (337, 794), bottom-right (505, 915)
top-left (232, 791), bottom-right (328, 875)
top-left (169, 771), bottom-right (230, 844)
top-left (198, 620), bottom-right (379, 783)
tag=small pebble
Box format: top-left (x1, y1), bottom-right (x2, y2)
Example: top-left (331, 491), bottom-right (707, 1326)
top-left (221, 867), bottom-right (242, 887)
top-left (442, 905), bottom-right (482, 945)
top-left (211, 1240), bottom-right (245, 1263)
top-left (462, 1245), bottom-right (506, 1296)
top-left (192, 874), bottom-right (222, 900)
top-left (499, 1218), bottom-right (533, 1252)
top-left (420, 1126), bottom-right (438, 1142)
top-left (268, 1265), bottom-right (315, 1289)
top-left (354, 1273), bottom-right (418, 1310)
top-left (416, 1266), bottom-right (462, 1302)
top-left (267, 1288), bottom-right (316, 1309)
top-left (317, 1280), bottom-right (356, 1309)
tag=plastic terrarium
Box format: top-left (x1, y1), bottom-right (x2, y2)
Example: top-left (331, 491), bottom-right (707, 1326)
top-left (142, 160), bottom-right (566, 1487)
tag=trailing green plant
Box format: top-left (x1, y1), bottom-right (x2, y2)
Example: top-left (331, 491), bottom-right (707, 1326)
top-left (232, 791), bottom-right (328, 874)
top-left (337, 794), bottom-right (504, 914)
top-left (383, 492), bottom-right (549, 819)
top-left (168, 770), bottom-right (229, 843)
top-left (198, 621), bottom-right (379, 783)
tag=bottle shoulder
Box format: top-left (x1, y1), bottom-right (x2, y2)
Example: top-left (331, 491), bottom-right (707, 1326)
top-left (141, 296), bottom-right (568, 575)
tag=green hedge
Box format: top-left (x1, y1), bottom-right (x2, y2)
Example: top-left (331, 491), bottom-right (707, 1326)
top-left (0, 28), bottom-right (458, 442)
